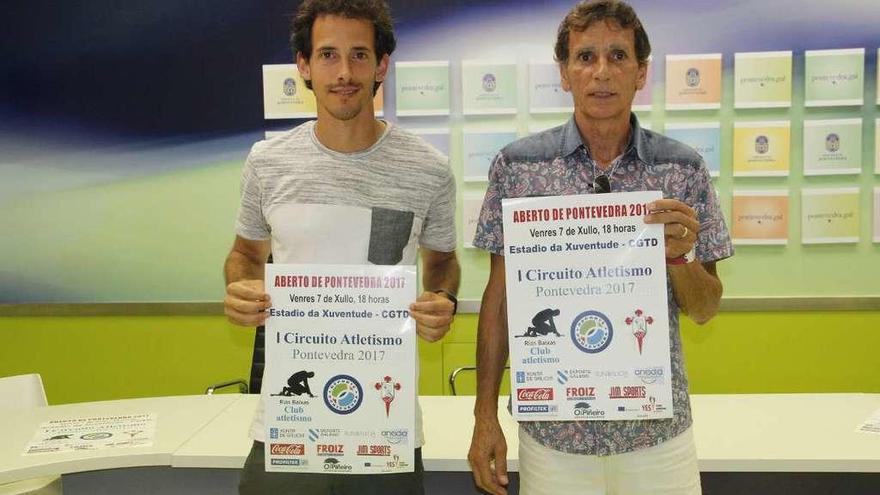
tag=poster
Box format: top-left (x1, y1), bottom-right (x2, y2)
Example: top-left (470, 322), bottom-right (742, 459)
top-left (462, 60), bottom-right (517, 115)
top-left (462, 130), bottom-right (518, 182)
top-left (731, 191), bottom-right (789, 245)
top-left (665, 54), bottom-right (722, 110)
top-left (664, 123), bottom-right (721, 177)
top-left (264, 264), bottom-right (417, 474)
top-left (734, 51), bottom-right (792, 108)
top-left (528, 62), bottom-right (572, 114)
top-left (801, 188), bottom-right (860, 244)
top-left (732, 121), bottom-right (790, 177)
top-left (409, 128), bottom-right (450, 156)
top-left (263, 64), bottom-right (317, 119)
top-left (394, 61), bottom-right (450, 116)
top-left (501, 191), bottom-right (673, 421)
top-left (804, 48), bottom-right (865, 107)
top-left (25, 414), bottom-right (156, 454)
top-left (803, 119), bottom-right (862, 176)
top-left (462, 193), bottom-right (484, 249)
top-left (632, 59), bottom-right (653, 112)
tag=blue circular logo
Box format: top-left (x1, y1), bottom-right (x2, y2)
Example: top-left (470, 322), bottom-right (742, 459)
top-left (323, 375), bottom-right (363, 415)
top-left (570, 310), bottom-right (613, 353)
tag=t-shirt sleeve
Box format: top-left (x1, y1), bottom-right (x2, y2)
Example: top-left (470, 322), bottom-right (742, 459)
top-left (688, 158), bottom-right (733, 263)
top-left (234, 150), bottom-right (271, 241)
top-left (472, 152), bottom-right (506, 255)
top-left (419, 166), bottom-right (457, 252)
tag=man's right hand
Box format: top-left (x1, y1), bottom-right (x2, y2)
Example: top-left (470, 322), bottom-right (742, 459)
top-left (468, 416), bottom-right (509, 495)
top-left (224, 279), bottom-right (271, 326)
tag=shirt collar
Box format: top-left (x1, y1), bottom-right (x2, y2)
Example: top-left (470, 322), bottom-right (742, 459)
top-left (559, 113), bottom-right (652, 166)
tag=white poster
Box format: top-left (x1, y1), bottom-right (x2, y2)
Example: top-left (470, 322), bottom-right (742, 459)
top-left (25, 413), bottom-right (156, 454)
top-left (502, 192), bottom-right (673, 422)
top-left (264, 264), bottom-right (416, 474)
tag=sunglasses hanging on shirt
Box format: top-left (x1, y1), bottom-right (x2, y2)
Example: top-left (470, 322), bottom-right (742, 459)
top-left (593, 174), bottom-right (611, 194)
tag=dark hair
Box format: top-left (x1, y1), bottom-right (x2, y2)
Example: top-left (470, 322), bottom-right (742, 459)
top-left (554, 0), bottom-right (651, 66)
top-left (291, 0), bottom-right (396, 93)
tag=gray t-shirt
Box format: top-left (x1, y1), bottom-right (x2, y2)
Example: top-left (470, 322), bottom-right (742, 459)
top-left (236, 120), bottom-right (456, 446)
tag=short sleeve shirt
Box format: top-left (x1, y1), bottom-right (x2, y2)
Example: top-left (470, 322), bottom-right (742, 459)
top-left (473, 114), bottom-right (733, 455)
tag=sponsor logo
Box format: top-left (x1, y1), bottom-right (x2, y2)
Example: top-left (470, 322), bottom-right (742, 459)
top-left (516, 371), bottom-right (526, 384)
top-left (316, 444), bottom-right (344, 456)
top-left (570, 310), bottom-right (613, 354)
top-left (270, 443), bottom-right (305, 456)
top-left (517, 388), bottom-right (554, 401)
top-left (641, 396), bottom-right (667, 413)
top-left (634, 367), bottom-right (665, 385)
top-left (609, 386), bottom-right (647, 399)
top-left (482, 73), bottom-right (497, 92)
top-left (357, 444), bottom-right (392, 456)
top-left (516, 308), bottom-right (562, 338)
top-left (573, 401), bottom-right (606, 417)
top-left (556, 370), bottom-right (568, 384)
top-left (323, 375), bottom-right (364, 415)
top-left (686, 68), bottom-right (701, 88)
top-left (565, 386), bottom-right (596, 400)
top-left (80, 433), bottom-right (112, 440)
top-left (322, 458), bottom-right (353, 472)
top-left (595, 370), bottom-right (628, 378)
top-left (517, 404), bottom-right (556, 414)
top-left (381, 429), bottom-right (409, 446)
top-left (269, 428), bottom-right (279, 440)
top-left (271, 458), bottom-right (307, 466)
top-left (825, 133), bottom-right (840, 152)
top-left (755, 135), bottom-right (770, 154)
top-left (273, 369), bottom-right (317, 398)
top-left (283, 78), bottom-right (297, 97)
top-left (308, 429), bottom-right (319, 442)
top-left (386, 454), bottom-right (410, 469)
top-left (375, 376), bottom-right (401, 417)
top-left (624, 309), bottom-right (654, 355)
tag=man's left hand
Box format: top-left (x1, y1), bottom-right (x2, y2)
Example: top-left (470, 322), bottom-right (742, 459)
top-left (644, 198), bottom-right (699, 259)
top-left (409, 291), bottom-right (455, 342)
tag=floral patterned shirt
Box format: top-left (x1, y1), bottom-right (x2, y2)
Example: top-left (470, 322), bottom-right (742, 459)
top-left (473, 114), bottom-right (733, 455)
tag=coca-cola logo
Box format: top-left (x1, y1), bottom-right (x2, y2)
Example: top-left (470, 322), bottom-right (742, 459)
top-left (270, 443), bottom-right (305, 456)
top-left (517, 388), bottom-right (554, 401)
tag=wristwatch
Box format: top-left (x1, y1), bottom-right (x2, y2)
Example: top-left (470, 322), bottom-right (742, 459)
top-left (433, 289), bottom-right (458, 314)
top-left (666, 247), bottom-right (696, 265)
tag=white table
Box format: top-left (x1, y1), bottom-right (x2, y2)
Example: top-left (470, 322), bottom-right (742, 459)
top-left (2, 393), bottom-right (878, 489)
top-left (0, 394), bottom-right (240, 485)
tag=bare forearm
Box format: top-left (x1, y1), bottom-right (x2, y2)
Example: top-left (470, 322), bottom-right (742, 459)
top-left (669, 261), bottom-right (722, 324)
top-left (224, 249), bottom-right (266, 284)
top-left (422, 252), bottom-right (461, 294)
top-left (475, 287), bottom-right (508, 417)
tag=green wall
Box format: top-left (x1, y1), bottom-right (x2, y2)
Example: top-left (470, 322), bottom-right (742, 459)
top-left (1, 311), bottom-right (878, 405)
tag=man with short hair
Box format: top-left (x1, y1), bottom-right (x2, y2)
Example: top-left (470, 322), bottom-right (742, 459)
top-left (224, 1), bottom-right (460, 493)
top-left (467, 1), bottom-right (733, 494)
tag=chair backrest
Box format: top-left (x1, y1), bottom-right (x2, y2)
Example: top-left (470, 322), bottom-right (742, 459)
top-left (0, 373), bottom-right (48, 413)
